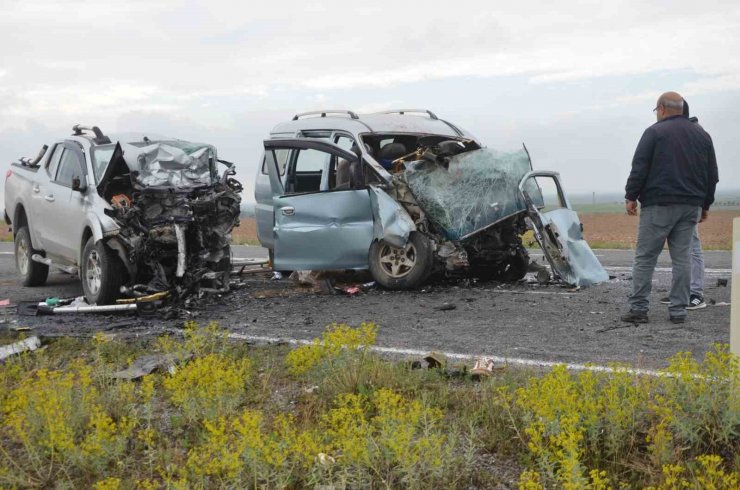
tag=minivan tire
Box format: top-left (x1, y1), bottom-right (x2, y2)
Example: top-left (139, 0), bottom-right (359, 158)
top-left (15, 226), bottom-right (49, 286)
top-left (368, 232), bottom-right (433, 290)
top-left (81, 237), bottom-right (123, 305)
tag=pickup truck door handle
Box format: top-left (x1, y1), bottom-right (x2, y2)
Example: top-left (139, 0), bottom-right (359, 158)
top-left (32, 185), bottom-right (40, 193)
top-left (281, 206), bottom-right (295, 216)
top-left (44, 194), bottom-right (55, 202)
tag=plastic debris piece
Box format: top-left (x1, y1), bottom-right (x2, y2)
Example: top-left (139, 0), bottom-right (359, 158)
top-left (271, 271), bottom-right (283, 280)
top-left (0, 298), bottom-right (10, 307)
top-left (717, 278), bottom-right (728, 287)
top-left (0, 336), bottom-right (41, 361)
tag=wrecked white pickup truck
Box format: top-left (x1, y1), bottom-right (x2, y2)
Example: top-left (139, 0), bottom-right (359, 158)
top-left (255, 110), bottom-right (608, 289)
top-left (5, 126), bottom-right (242, 304)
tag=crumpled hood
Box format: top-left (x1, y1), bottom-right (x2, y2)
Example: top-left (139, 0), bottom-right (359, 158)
top-left (97, 141), bottom-right (217, 194)
top-left (124, 141), bottom-right (216, 188)
top-left (403, 147), bottom-right (540, 240)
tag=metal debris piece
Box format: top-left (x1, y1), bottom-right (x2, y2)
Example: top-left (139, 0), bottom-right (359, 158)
top-left (51, 304), bottom-right (139, 314)
top-left (433, 303), bottom-right (456, 311)
top-left (0, 336), bottom-right (41, 361)
top-left (271, 271), bottom-right (283, 280)
top-left (111, 353), bottom-right (191, 380)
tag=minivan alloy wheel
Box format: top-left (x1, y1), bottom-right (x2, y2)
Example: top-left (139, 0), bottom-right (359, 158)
top-left (378, 242), bottom-right (417, 278)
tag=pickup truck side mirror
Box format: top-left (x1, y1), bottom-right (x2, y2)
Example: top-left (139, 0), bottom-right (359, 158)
top-left (72, 175), bottom-right (87, 193)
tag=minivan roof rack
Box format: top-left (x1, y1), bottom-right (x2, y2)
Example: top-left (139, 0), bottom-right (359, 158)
top-left (72, 124), bottom-right (112, 145)
top-left (292, 110), bottom-right (359, 121)
top-left (376, 109), bottom-right (438, 120)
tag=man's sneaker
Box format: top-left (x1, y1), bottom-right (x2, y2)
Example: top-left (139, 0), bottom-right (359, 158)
top-left (687, 295), bottom-right (707, 310)
top-left (670, 315), bottom-right (686, 324)
top-left (660, 297), bottom-right (670, 305)
top-left (620, 310), bottom-right (648, 323)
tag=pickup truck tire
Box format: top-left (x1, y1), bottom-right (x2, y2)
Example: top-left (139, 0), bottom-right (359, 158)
top-left (81, 237), bottom-right (123, 305)
top-left (14, 226), bottom-right (49, 286)
top-left (369, 232), bottom-right (433, 290)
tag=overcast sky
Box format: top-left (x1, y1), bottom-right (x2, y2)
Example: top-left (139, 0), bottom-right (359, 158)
top-left (1, 0), bottom-right (739, 201)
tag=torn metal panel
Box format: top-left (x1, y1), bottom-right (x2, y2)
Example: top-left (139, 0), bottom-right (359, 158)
top-left (519, 171), bottom-right (609, 287)
top-left (528, 208), bottom-right (609, 287)
top-left (368, 185), bottom-right (416, 249)
top-left (403, 148), bottom-right (538, 240)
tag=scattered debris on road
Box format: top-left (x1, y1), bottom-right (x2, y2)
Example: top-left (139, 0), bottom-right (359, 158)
top-left (0, 336), bottom-right (41, 361)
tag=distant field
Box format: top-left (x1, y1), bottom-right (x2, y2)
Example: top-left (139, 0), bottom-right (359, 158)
top-left (580, 210), bottom-right (737, 250)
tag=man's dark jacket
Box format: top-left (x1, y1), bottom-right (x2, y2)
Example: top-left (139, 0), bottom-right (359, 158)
top-left (625, 114), bottom-right (718, 209)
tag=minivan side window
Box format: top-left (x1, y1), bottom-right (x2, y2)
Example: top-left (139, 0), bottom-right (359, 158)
top-left (55, 149), bottom-right (85, 187)
top-left (261, 149), bottom-right (290, 176)
top-left (287, 149), bottom-right (327, 194)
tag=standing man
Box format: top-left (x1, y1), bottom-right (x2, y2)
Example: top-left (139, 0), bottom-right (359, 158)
top-left (621, 92), bottom-right (718, 324)
top-left (660, 99), bottom-right (708, 310)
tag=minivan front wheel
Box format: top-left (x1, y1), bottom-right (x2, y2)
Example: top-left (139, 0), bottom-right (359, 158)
top-left (369, 232), bottom-right (432, 289)
top-left (81, 237), bottom-right (122, 305)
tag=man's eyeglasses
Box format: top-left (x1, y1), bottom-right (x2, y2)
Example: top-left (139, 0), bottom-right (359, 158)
top-left (652, 105), bottom-right (662, 113)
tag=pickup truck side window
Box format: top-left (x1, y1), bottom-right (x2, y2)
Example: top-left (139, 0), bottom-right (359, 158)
top-left (45, 144), bottom-right (64, 177)
top-left (54, 149), bottom-right (85, 187)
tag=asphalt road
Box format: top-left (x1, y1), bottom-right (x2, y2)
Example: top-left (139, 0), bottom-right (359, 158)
top-left (0, 242), bottom-right (733, 369)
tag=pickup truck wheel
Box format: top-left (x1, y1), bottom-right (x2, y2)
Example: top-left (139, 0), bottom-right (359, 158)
top-left (81, 237), bottom-right (122, 305)
top-left (369, 232), bottom-right (432, 290)
top-left (15, 226), bottom-right (49, 286)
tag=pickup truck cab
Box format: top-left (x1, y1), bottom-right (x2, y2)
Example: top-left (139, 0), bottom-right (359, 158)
top-left (5, 126), bottom-right (119, 298)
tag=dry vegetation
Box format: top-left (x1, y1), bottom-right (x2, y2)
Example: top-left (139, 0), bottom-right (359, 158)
top-left (1, 323), bottom-right (738, 489)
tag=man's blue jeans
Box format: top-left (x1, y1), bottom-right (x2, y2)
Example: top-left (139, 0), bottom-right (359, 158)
top-left (690, 226), bottom-right (704, 297)
top-left (629, 204), bottom-right (701, 318)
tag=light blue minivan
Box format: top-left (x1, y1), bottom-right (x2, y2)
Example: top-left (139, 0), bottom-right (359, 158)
top-left (255, 110), bottom-right (607, 289)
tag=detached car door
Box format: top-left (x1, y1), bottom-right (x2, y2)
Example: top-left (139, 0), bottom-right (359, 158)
top-left (263, 139), bottom-right (374, 271)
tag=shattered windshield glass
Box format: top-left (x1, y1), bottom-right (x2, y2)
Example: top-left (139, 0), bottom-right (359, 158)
top-left (404, 148), bottom-right (541, 240)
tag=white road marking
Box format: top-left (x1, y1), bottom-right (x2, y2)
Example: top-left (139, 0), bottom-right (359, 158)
top-left (606, 266), bottom-right (731, 275)
top-left (495, 290), bottom-right (577, 296)
top-left (227, 333), bottom-right (666, 377)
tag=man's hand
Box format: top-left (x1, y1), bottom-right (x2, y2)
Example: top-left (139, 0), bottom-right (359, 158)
top-left (700, 209), bottom-right (709, 223)
top-left (625, 200), bottom-right (638, 216)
